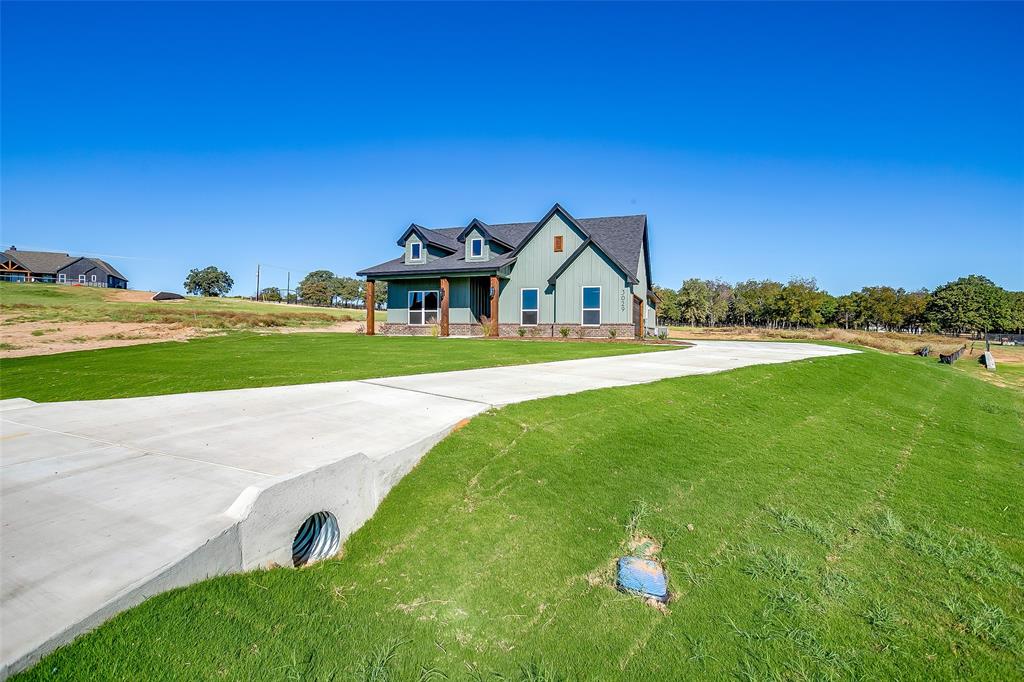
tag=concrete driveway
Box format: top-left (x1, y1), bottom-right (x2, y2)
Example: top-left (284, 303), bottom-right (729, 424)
top-left (0, 341), bottom-right (856, 676)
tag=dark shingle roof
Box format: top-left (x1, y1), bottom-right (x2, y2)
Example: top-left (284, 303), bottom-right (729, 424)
top-left (82, 258), bottom-right (128, 280)
top-left (359, 207), bottom-right (648, 283)
top-left (2, 250), bottom-right (77, 274)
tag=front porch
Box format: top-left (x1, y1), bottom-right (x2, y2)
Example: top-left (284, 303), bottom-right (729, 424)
top-left (366, 275), bottom-right (501, 337)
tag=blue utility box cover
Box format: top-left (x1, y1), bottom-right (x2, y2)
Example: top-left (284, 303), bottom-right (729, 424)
top-left (617, 556), bottom-right (668, 602)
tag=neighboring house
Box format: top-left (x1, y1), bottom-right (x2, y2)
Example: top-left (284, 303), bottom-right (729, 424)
top-left (357, 203), bottom-right (656, 337)
top-left (0, 246), bottom-right (129, 288)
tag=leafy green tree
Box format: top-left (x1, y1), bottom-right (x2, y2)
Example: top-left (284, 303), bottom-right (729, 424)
top-left (1002, 291), bottom-right (1024, 333)
top-left (259, 287), bottom-right (282, 302)
top-left (298, 270), bottom-right (339, 305)
top-left (779, 278), bottom-right (825, 328)
top-left (183, 266), bottom-right (233, 297)
top-left (335, 276), bottom-right (361, 307)
top-left (926, 275), bottom-right (1007, 335)
top-left (706, 279), bottom-right (733, 326)
top-left (652, 285), bottom-right (680, 325)
top-left (834, 292), bottom-right (861, 329)
top-left (731, 280), bottom-right (761, 326)
top-left (300, 280), bottom-right (335, 307)
top-left (677, 278), bottom-right (711, 326)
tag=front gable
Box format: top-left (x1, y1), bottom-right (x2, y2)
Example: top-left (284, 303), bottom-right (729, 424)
top-left (463, 227), bottom-right (489, 262)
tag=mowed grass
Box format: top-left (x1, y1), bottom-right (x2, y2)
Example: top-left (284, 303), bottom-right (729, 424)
top-left (0, 282), bottom-right (380, 329)
top-left (16, 351), bottom-right (1023, 680)
top-left (0, 333), bottom-right (668, 402)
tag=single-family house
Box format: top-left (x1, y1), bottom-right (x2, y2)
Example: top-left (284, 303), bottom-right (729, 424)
top-left (0, 246), bottom-right (129, 288)
top-left (357, 203), bottom-right (656, 337)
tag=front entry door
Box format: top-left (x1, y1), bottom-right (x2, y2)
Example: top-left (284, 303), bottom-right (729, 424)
top-left (632, 295), bottom-right (643, 338)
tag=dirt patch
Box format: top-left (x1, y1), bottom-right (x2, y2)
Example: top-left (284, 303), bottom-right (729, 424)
top-left (669, 326), bottom-right (1024, 362)
top-left (101, 289), bottom-right (166, 303)
top-left (0, 320), bottom-right (199, 358)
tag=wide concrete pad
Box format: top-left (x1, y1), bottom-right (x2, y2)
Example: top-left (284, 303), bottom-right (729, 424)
top-left (0, 340), bottom-right (856, 676)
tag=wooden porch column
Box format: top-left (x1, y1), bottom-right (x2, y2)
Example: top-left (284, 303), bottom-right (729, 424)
top-left (365, 280), bottom-right (375, 335)
top-left (489, 275), bottom-right (499, 337)
top-left (440, 277), bottom-right (450, 337)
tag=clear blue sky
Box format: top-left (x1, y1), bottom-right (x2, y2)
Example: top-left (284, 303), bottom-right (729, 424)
top-left (2, 2), bottom-right (1021, 295)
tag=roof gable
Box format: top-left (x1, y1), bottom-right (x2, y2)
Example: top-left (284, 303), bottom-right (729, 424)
top-left (395, 224), bottom-right (458, 254)
top-left (360, 205), bottom-right (650, 285)
top-left (1, 250), bottom-right (77, 274)
top-left (510, 204), bottom-right (640, 284)
top-left (456, 219), bottom-right (516, 249)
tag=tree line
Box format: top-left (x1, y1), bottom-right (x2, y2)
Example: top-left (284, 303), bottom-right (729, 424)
top-left (289, 270), bottom-right (387, 308)
top-left (654, 275), bottom-right (1024, 336)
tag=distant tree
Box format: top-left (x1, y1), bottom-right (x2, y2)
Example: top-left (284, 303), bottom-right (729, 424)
top-left (298, 270), bottom-right (339, 305)
top-left (300, 280), bottom-right (335, 307)
top-left (1003, 291), bottom-right (1024, 334)
top-left (184, 266), bottom-right (233, 297)
top-left (373, 280), bottom-right (388, 309)
top-left (260, 287), bottom-right (282, 302)
top-left (926, 275), bottom-right (1007, 335)
top-left (677, 278), bottom-right (711, 326)
top-left (652, 285), bottom-right (680, 325)
top-left (834, 292), bottom-right (861, 329)
top-left (899, 289), bottom-right (930, 332)
top-left (335, 276), bottom-right (361, 307)
top-left (731, 280), bottom-right (761, 326)
top-left (779, 277), bottom-right (826, 328)
top-left (706, 279), bottom-right (733, 326)
top-left (359, 280), bottom-right (389, 309)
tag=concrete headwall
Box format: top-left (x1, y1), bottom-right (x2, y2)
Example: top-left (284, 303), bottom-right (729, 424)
top-left (2, 425), bottom-right (462, 679)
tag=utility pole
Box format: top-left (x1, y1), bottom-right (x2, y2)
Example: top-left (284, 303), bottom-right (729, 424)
top-left (255, 264), bottom-right (261, 302)
top-left (287, 272), bottom-right (291, 305)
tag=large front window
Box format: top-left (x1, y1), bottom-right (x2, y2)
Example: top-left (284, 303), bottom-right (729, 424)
top-left (408, 290), bottom-right (439, 325)
top-left (582, 286), bottom-right (601, 326)
top-left (521, 288), bottom-right (538, 325)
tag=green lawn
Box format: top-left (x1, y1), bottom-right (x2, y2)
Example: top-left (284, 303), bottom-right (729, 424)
top-left (16, 351), bottom-right (1022, 680)
top-left (0, 281), bottom-right (382, 328)
top-left (0, 333), bottom-right (667, 402)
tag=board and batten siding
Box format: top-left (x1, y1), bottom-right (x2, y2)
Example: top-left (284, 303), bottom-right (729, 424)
top-left (386, 277), bottom-right (475, 324)
top-left (553, 244), bottom-right (633, 324)
top-left (498, 212), bottom-right (587, 324)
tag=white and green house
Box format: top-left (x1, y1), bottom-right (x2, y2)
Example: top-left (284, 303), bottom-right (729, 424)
top-left (358, 203), bottom-right (657, 337)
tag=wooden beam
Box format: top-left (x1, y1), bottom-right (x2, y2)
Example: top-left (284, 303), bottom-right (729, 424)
top-left (365, 280), bottom-right (375, 335)
top-left (489, 275), bottom-right (499, 337)
top-left (440, 277), bottom-right (450, 337)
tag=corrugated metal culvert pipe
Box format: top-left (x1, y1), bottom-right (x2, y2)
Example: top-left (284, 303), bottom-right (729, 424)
top-left (291, 511), bottom-right (340, 567)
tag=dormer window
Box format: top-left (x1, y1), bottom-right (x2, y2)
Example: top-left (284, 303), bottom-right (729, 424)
top-left (470, 238), bottom-right (483, 258)
top-left (410, 242), bottom-right (422, 261)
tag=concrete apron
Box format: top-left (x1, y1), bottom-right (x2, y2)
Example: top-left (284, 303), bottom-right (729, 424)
top-left (0, 341), bottom-right (857, 677)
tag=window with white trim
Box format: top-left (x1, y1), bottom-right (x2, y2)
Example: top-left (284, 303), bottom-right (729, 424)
top-left (410, 242), bottom-right (422, 261)
top-left (91, 274), bottom-right (97, 282)
top-left (470, 238), bottom-right (483, 258)
top-left (582, 286), bottom-right (601, 326)
top-left (58, 273), bottom-right (66, 283)
top-left (521, 288), bottom-right (539, 325)
top-left (408, 290), bottom-right (439, 325)
top-left (78, 274), bottom-right (86, 283)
